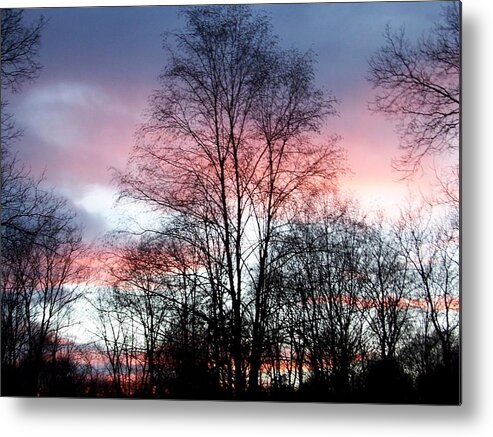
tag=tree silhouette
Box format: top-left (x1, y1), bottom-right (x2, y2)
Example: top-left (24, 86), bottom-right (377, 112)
top-left (1, 9), bottom-right (46, 147)
top-left (1, 9), bottom-right (45, 92)
top-left (367, 2), bottom-right (460, 175)
top-left (119, 5), bottom-right (341, 397)
top-left (1, 10), bottom-right (89, 397)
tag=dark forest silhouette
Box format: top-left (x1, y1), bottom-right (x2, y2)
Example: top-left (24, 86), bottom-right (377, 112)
top-left (1, 5), bottom-right (460, 404)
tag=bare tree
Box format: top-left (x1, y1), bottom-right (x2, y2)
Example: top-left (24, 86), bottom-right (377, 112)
top-left (367, 2), bottom-right (460, 175)
top-left (1, 9), bottom-right (46, 146)
top-left (1, 200), bottom-right (87, 395)
top-left (0, 9), bottom-right (53, 246)
top-left (366, 4), bottom-right (460, 403)
top-left (119, 5), bottom-right (341, 397)
top-left (360, 219), bottom-right (412, 363)
top-left (1, 9), bottom-right (54, 248)
top-left (396, 205), bottom-right (459, 372)
top-left (262, 198), bottom-right (367, 399)
top-left (1, 9), bottom-right (45, 92)
top-left (245, 48), bottom-right (341, 394)
top-left (1, 11), bottom-right (90, 396)
top-left (91, 230), bottom-right (219, 397)
top-left (1, 151), bottom-right (73, 249)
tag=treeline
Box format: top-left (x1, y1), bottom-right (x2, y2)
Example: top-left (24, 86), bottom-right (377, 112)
top-left (86, 197), bottom-right (458, 403)
top-left (1, 179), bottom-right (459, 403)
top-left (0, 194), bottom-right (459, 402)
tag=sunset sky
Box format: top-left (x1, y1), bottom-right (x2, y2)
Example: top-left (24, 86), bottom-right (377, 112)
top-left (7, 1), bottom-right (450, 241)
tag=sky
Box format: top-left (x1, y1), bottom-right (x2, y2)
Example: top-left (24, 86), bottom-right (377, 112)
top-left (6, 1), bottom-right (450, 242)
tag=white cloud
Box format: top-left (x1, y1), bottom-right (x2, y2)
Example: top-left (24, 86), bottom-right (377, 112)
top-left (71, 184), bottom-right (162, 238)
top-left (16, 81), bottom-right (136, 150)
top-left (73, 184), bottom-right (118, 216)
top-left (27, 82), bottom-right (106, 108)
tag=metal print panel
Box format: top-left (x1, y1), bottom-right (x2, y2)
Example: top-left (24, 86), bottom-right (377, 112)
top-left (1, 1), bottom-right (460, 404)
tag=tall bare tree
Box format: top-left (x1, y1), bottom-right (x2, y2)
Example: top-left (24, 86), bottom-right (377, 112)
top-left (119, 5), bottom-right (341, 397)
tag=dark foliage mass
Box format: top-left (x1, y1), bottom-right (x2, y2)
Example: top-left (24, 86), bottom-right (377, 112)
top-left (1, 5), bottom-right (460, 403)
